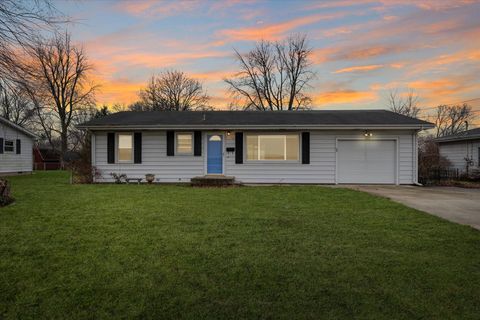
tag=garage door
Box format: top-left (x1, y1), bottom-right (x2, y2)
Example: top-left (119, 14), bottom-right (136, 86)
top-left (337, 140), bottom-right (396, 184)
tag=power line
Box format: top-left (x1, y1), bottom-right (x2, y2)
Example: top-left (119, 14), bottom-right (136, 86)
top-left (421, 97), bottom-right (480, 111)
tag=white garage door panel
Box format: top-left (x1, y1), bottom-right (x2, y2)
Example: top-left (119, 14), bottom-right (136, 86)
top-left (337, 140), bottom-right (396, 184)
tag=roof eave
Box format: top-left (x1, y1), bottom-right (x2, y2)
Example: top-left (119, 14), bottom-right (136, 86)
top-left (77, 123), bottom-right (434, 130)
top-left (0, 118), bottom-right (37, 138)
top-left (435, 135), bottom-right (480, 143)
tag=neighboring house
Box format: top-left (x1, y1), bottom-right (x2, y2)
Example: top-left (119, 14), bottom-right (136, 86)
top-left (435, 128), bottom-right (480, 174)
top-left (33, 146), bottom-right (62, 170)
top-left (78, 110), bottom-right (434, 185)
top-left (0, 116), bottom-right (36, 175)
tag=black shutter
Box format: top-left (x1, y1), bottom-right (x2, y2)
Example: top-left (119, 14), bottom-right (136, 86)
top-left (235, 132), bottom-right (243, 164)
top-left (134, 132), bottom-right (142, 163)
top-left (16, 139), bottom-right (21, 154)
top-left (107, 132), bottom-right (115, 163)
top-left (194, 131), bottom-right (202, 156)
top-left (302, 132), bottom-right (310, 164)
top-left (0, 138), bottom-right (3, 154)
top-left (166, 131), bottom-right (174, 156)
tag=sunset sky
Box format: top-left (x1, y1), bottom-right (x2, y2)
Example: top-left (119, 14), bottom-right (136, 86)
top-left (57, 0), bottom-right (480, 118)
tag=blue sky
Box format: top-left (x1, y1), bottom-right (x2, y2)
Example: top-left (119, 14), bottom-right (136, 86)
top-left (55, 0), bottom-right (480, 119)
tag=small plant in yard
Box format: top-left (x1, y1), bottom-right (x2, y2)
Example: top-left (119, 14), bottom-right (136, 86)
top-left (110, 172), bottom-right (127, 184)
top-left (0, 178), bottom-right (14, 206)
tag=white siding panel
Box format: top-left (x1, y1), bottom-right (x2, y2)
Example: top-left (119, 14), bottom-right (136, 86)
top-left (92, 129), bottom-right (416, 184)
top-left (0, 123), bottom-right (34, 174)
top-left (439, 140), bottom-right (480, 173)
top-left (94, 131), bottom-right (204, 182)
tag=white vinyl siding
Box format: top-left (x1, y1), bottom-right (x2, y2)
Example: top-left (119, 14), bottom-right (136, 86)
top-left (439, 140), bottom-right (480, 172)
top-left (92, 129), bottom-right (416, 184)
top-left (0, 123), bottom-right (34, 174)
top-left (94, 131), bottom-right (204, 182)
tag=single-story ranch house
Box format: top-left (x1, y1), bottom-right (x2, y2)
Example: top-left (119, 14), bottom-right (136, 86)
top-left (435, 127), bottom-right (480, 174)
top-left (0, 116), bottom-right (36, 175)
top-left (78, 110), bottom-right (434, 184)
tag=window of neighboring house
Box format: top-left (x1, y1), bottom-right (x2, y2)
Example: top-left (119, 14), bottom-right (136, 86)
top-left (176, 132), bottom-right (193, 155)
top-left (118, 133), bottom-right (133, 162)
top-left (4, 140), bottom-right (14, 152)
top-left (246, 134), bottom-right (299, 161)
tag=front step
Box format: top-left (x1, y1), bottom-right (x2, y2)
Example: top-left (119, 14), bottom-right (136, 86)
top-left (191, 175), bottom-right (236, 187)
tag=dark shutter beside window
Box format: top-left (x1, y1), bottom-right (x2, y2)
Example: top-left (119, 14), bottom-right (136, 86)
top-left (194, 131), bottom-right (202, 156)
top-left (166, 131), bottom-right (174, 156)
top-left (134, 132), bottom-right (142, 163)
top-left (235, 132), bottom-right (243, 164)
top-left (302, 132), bottom-right (310, 164)
top-left (0, 138), bottom-right (3, 154)
top-left (16, 139), bottom-right (21, 154)
top-left (107, 132), bottom-right (115, 164)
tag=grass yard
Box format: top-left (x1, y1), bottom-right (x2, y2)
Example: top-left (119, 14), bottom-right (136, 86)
top-left (1, 171), bottom-right (479, 319)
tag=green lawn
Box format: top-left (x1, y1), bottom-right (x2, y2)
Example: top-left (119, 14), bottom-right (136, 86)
top-left (1, 172), bottom-right (479, 319)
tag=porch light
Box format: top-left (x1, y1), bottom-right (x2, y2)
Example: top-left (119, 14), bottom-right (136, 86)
top-left (364, 130), bottom-right (373, 137)
top-left (226, 131), bottom-right (231, 136)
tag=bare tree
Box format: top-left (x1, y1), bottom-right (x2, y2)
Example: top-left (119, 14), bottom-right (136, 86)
top-left (21, 32), bottom-right (97, 160)
top-left (433, 104), bottom-right (475, 137)
top-left (225, 34), bottom-right (315, 111)
top-left (386, 89), bottom-right (421, 118)
top-left (137, 70), bottom-right (210, 111)
top-left (0, 79), bottom-right (34, 126)
top-left (0, 0), bottom-right (65, 80)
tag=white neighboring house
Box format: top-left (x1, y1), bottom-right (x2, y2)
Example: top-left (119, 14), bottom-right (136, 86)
top-left (78, 110), bottom-right (434, 185)
top-left (435, 128), bottom-right (480, 174)
top-left (0, 116), bottom-right (36, 175)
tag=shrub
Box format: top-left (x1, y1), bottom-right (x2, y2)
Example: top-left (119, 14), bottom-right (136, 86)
top-left (110, 172), bottom-right (127, 184)
top-left (0, 178), bottom-right (14, 206)
top-left (68, 133), bottom-right (101, 184)
top-left (418, 135), bottom-right (453, 184)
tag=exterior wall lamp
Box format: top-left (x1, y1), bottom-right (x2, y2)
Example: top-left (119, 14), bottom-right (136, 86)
top-left (364, 130), bottom-right (373, 137)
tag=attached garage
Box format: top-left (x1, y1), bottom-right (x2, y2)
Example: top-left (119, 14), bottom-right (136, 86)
top-left (336, 139), bottom-right (397, 184)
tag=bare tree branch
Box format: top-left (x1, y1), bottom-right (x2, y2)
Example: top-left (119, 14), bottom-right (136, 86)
top-left (225, 34), bottom-right (315, 111)
top-left (432, 104), bottom-right (475, 137)
top-left (136, 70), bottom-right (210, 111)
top-left (385, 89), bottom-right (421, 118)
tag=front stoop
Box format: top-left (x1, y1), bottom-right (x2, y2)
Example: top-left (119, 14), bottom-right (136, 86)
top-left (191, 175), bottom-right (237, 187)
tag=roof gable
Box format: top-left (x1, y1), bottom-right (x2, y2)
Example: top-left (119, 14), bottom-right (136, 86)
top-left (0, 116), bottom-right (36, 138)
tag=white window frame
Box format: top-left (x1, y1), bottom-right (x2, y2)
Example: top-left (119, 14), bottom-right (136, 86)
top-left (245, 133), bottom-right (300, 163)
top-left (4, 139), bottom-right (14, 153)
top-left (116, 132), bottom-right (133, 163)
top-left (176, 132), bottom-right (194, 155)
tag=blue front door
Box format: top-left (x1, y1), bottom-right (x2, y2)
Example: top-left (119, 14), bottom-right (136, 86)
top-left (207, 134), bottom-right (223, 174)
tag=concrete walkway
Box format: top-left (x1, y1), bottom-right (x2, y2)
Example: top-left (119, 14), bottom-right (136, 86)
top-left (344, 185), bottom-right (480, 230)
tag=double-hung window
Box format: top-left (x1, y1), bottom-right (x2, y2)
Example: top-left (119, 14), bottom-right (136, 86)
top-left (176, 132), bottom-right (193, 155)
top-left (246, 134), bottom-right (299, 161)
top-left (4, 140), bottom-right (14, 152)
top-left (118, 133), bottom-right (133, 162)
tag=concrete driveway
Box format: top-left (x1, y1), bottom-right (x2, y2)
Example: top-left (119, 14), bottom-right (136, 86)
top-left (345, 185), bottom-right (480, 230)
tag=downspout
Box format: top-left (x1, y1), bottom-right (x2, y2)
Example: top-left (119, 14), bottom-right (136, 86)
top-left (413, 128), bottom-right (423, 186)
top-left (91, 130), bottom-right (96, 183)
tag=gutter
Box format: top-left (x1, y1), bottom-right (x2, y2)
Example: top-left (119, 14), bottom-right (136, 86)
top-left (77, 124), bottom-right (435, 131)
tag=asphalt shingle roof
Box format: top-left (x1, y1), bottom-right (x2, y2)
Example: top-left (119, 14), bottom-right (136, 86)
top-left (435, 127), bottom-right (480, 142)
top-left (78, 110), bottom-right (433, 129)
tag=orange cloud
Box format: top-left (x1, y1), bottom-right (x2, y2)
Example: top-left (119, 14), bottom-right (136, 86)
top-left (313, 90), bottom-right (377, 106)
top-left (218, 12), bottom-right (348, 41)
top-left (94, 78), bottom-right (144, 107)
top-left (108, 51), bottom-right (229, 69)
top-left (333, 64), bottom-right (384, 74)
